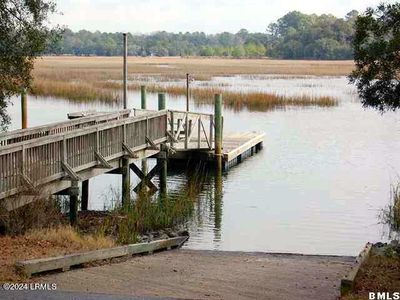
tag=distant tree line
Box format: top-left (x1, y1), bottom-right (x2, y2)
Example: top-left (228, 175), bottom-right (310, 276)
top-left (47, 10), bottom-right (359, 60)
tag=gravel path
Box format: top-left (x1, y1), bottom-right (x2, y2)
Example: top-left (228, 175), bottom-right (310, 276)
top-left (40, 249), bottom-right (354, 300)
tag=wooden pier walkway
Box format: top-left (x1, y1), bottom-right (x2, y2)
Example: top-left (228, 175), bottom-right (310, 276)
top-left (170, 131), bottom-right (265, 170)
top-left (0, 107), bottom-right (264, 219)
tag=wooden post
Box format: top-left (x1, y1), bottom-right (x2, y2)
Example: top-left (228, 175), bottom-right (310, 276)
top-left (158, 93), bottom-right (166, 110)
top-left (185, 73), bottom-right (190, 149)
top-left (81, 180), bottom-right (89, 211)
top-left (141, 86), bottom-right (148, 180)
top-left (158, 95), bottom-right (167, 199)
top-left (170, 111), bottom-right (175, 148)
top-left (184, 114), bottom-right (189, 149)
top-left (69, 181), bottom-right (79, 225)
top-left (214, 167), bottom-right (222, 234)
top-left (186, 73), bottom-right (190, 112)
top-left (159, 144), bottom-right (167, 199)
top-left (123, 33), bottom-right (128, 109)
top-left (214, 94), bottom-right (223, 170)
top-left (141, 85), bottom-right (147, 110)
top-left (197, 116), bottom-right (201, 148)
top-left (21, 89), bottom-right (27, 129)
top-left (121, 157), bottom-right (130, 206)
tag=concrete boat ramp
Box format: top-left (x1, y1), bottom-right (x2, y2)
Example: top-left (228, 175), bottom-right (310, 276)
top-left (1, 249), bottom-right (353, 300)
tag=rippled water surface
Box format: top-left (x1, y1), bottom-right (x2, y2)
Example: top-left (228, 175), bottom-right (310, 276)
top-left (5, 76), bottom-right (400, 256)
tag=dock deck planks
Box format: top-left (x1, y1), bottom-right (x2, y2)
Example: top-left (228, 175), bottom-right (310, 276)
top-left (172, 131), bottom-right (265, 170)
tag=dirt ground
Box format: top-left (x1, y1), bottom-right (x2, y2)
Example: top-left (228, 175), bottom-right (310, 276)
top-left (41, 249), bottom-right (353, 300)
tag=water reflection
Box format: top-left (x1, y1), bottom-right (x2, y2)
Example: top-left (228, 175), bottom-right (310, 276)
top-left (4, 76), bottom-right (400, 256)
top-left (213, 169), bottom-right (223, 242)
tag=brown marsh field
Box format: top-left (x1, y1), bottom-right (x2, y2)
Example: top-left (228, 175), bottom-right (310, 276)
top-left (31, 56), bottom-right (354, 110)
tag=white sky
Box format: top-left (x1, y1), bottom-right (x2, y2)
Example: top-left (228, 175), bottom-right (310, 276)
top-left (51, 0), bottom-right (396, 33)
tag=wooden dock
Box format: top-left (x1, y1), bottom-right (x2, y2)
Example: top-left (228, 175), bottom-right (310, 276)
top-left (170, 131), bottom-right (264, 170)
top-left (0, 104), bottom-right (264, 222)
top-left (221, 132), bottom-right (264, 170)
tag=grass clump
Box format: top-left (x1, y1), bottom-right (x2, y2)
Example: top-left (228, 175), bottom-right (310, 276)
top-left (100, 166), bottom-right (207, 245)
top-left (154, 84), bottom-right (338, 110)
top-left (25, 225), bottom-right (115, 251)
top-left (31, 79), bottom-right (120, 102)
top-left (0, 196), bottom-right (63, 236)
top-left (381, 182), bottom-right (400, 240)
top-left (94, 81), bottom-right (337, 110)
top-left (100, 192), bottom-right (194, 245)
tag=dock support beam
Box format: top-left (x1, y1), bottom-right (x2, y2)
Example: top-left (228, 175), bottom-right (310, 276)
top-left (158, 93), bottom-right (166, 110)
top-left (141, 85), bottom-right (147, 110)
top-left (123, 33), bottom-right (128, 109)
top-left (81, 180), bottom-right (89, 211)
top-left (158, 93), bottom-right (167, 199)
top-left (214, 94), bottom-right (223, 170)
top-left (159, 145), bottom-right (167, 199)
top-left (21, 89), bottom-right (27, 129)
top-left (69, 181), bottom-right (79, 226)
top-left (214, 167), bottom-right (223, 236)
top-left (121, 157), bottom-right (131, 206)
top-left (141, 86), bottom-right (148, 182)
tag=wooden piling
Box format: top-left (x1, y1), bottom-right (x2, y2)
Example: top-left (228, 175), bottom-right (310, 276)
top-left (141, 86), bottom-right (148, 179)
top-left (81, 180), bottom-right (89, 211)
top-left (121, 157), bottom-right (131, 206)
top-left (141, 85), bottom-right (147, 110)
top-left (186, 73), bottom-right (190, 112)
top-left (123, 33), bottom-right (128, 109)
top-left (214, 167), bottom-right (222, 233)
top-left (159, 144), bottom-right (167, 198)
top-left (158, 93), bottom-right (166, 110)
top-left (158, 94), bottom-right (167, 198)
top-left (21, 89), bottom-right (27, 129)
top-left (214, 94), bottom-right (223, 169)
top-left (69, 181), bottom-right (79, 225)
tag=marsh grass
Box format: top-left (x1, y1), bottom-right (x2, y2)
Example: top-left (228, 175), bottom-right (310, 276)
top-left (34, 56), bottom-right (354, 78)
top-left (31, 56), bottom-right (343, 110)
top-left (143, 84), bottom-right (338, 110)
top-left (99, 164), bottom-right (208, 245)
top-left (100, 188), bottom-right (197, 244)
top-left (381, 182), bottom-right (400, 240)
top-left (31, 79), bottom-right (120, 102)
top-left (33, 77), bottom-right (337, 110)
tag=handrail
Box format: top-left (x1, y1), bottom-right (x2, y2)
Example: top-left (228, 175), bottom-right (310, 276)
top-left (0, 110), bottom-right (168, 199)
top-left (0, 110), bottom-right (167, 154)
top-left (0, 109), bottom-right (131, 146)
top-left (0, 109), bottom-right (217, 200)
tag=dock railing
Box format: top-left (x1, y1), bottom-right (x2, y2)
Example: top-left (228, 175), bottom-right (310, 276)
top-left (167, 110), bottom-right (215, 150)
top-left (0, 109), bottom-right (217, 200)
top-left (0, 109), bottom-right (131, 146)
top-left (0, 110), bottom-right (167, 200)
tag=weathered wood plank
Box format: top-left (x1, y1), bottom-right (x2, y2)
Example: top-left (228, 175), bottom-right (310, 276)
top-left (224, 133), bottom-right (265, 162)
